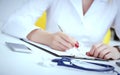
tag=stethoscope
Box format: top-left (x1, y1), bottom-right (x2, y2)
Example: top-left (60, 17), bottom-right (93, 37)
top-left (52, 57), bottom-right (120, 75)
top-left (19, 38), bottom-right (120, 75)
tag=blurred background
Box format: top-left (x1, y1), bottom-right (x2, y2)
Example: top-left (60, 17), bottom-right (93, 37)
top-left (0, 0), bottom-right (29, 30)
top-left (0, 0), bottom-right (119, 41)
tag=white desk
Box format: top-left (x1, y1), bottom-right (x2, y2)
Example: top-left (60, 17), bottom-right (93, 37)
top-left (0, 32), bottom-right (120, 75)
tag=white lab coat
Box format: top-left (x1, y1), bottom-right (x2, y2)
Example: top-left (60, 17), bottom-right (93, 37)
top-left (2, 0), bottom-right (120, 46)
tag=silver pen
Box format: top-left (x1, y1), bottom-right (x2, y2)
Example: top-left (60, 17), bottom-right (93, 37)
top-left (58, 24), bottom-right (63, 32)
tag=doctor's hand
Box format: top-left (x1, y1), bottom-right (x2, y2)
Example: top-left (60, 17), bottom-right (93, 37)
top-left (47, 32), bottom-right (77, 51)
top-left (27, 29), bottom-right (77, 51)
top-left (86, 43), bottom-right (120, 60)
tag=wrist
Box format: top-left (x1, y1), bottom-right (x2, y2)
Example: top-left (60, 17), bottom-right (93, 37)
top-left (27, 29), bottom-right (40, 40)
top-left (35, 29), bottom-right (52, 45)
top-left (27, 29), bottom-right (51, 45)
top-left (41, 31), bottom-right (52, 46)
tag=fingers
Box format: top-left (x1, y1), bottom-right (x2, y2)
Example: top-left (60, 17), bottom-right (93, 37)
top-left (55, 35), bottom-right (73, 50)
top-left (87, 43), bottom-right (108, 58)
top-left (50, 40), bottom-right (68, 51)
top-left (87, 43), bottom-right (120, 60)
top-left (50, 32), bottom-right (77, 51)
top-left (59, 32), bottom-right (77, 47)
top-left (88, 43), bottom-right (103, 56)
top-left (104, 47), bottom-right (120, 60)
top-left (93, 44), bottom-right (108, 57)
top-left (75, 41), bottom-right (79, 48)
top-left (87, 43), bottom-right (110, 59)
top-left (99, 48), bottom-right (110, 59)
top-left (103, 52), bottom-right (112, 60)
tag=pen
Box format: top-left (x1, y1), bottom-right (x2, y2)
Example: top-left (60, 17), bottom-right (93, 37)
top-left (58, 25), bottom-right (63, 32)
top-left (57, 24), bottom-right (80, 50)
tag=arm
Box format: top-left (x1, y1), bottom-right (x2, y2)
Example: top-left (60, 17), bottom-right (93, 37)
top-left (86, 1), bottom-right (120, 60)
top-left (86, 17), bottom-right (120, 60)
top-left (2, 0), bottom-right (78, 51)
top-left (27, 29), bottom-right (77, 51)
top-left (2, 0), bottom-right (52, 38)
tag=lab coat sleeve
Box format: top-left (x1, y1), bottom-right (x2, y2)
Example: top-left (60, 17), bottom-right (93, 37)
top-left (114, 0), bottom-right (120, 39)
top-left (2, 0), bottom-right (53, 39)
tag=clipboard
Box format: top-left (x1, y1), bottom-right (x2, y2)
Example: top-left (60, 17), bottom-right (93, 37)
top-left (20, 38), bottom-right (109, 61)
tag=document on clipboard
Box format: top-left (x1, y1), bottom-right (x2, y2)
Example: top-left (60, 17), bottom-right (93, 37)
top-left (20, 38), bottom-right (108, 61)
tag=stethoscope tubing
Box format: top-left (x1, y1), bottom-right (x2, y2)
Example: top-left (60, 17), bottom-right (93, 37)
top-left (52, 57), bottom-right (119, 74)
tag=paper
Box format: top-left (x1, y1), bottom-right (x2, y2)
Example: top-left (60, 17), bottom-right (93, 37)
top-left (22, 39), bottom-right (94, 59)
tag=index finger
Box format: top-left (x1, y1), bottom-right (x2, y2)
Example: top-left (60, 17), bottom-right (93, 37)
top-left (60, 32), bottom-right (77, 47)
top-left (89, 42), bottom-right (103, 56)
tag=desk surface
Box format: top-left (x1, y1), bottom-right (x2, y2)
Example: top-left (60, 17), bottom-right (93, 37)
top-left (0, 32), bottom-right (120, 75)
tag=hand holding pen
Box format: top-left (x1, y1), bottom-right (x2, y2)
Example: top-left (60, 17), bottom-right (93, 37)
top-left (27, 24), bottom-right (79, 51)
top-left (47, 31), bottom-right (78, 51)
top-left (58, 25), bottom-right (79, 50)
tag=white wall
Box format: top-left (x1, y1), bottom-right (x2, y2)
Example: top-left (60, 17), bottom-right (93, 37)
top-left (0, 0), bottom-right (28, 30)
